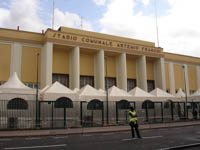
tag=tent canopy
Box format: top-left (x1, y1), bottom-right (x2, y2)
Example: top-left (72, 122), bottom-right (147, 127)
top-left (176, 88), bottom-right (185, 97)
top-left (40, 81), bottom-right (77, 101)
top-left (0, 72), bottom-right (32, 90)
top-left (150, 88), bottom-right (175, 97)
top-left (129, 87), bottom-right (155, 97)
top-left (191, 89), bottom-right (200, 96)
top-left (78, 85), bottom-right (105, 102)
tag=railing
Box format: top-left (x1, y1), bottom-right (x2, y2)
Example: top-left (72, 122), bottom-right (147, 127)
top-left (0, 100), bottom-right (199, 130)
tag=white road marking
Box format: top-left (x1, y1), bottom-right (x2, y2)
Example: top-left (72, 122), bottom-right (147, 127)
top-left (53, 136), bottom-right (68, 139)
top-left (82, 134), bottom-right (93, 137)
top-left (4, 144), bottom-right (67, 150)
top-left (143, 136), bottom-right (163, 139)
top-left (122, 135), bottom-right (163, 141)
top-left (0, 139), bottom-right (12, 141)
top-left (103, 133), bottom-right (114, 135)
top-left (25, 137), bottom-right (41, 140)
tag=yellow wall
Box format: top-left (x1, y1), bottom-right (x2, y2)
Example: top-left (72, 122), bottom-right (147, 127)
top-left (146, 60), bottom-right (154, 80)
top-left (188, 66), bottom-right (197, 91)
top-left (0, 28), bottom-right (43, 44)
top-left (21, 46), bottom-right (41, 83)
top-left (165, 63), bottom-right (170, 90)
top-left (126, 57), bottom-right (136, 79)
top-left (165, 53), bottom-right (200, 65)
top-left (80, 53), bottom-right (94, 76)
top-left (174, 64), bottom-right (184, 90)
top-left (104, 56), bottom-right (116, 77)
top-left (0, 43), bottom-right (11, 81)
top-left (53, 49), bottom-right (69, 74)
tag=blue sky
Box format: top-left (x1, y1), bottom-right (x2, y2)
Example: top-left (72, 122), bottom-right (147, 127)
top-left (0, 0), bottom-right (200, 57)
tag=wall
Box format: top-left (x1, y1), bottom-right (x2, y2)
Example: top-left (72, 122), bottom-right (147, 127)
top-left (0, 43), bottom-right (11, 81)
top-left (53, 49), bottom-right (69, 74)
top-left (80, 52), bottom-right (94, 76)
top-left (21, 46), bottom-right (41, 83)
top-left (126, 57), bottom-right (136, 79)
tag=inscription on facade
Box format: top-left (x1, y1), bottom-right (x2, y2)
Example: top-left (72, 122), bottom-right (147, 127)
top-left (52, 32), bottom-right (162, 54)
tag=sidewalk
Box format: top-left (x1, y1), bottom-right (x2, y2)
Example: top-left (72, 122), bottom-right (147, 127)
top-left (0, 121), bottom-right (200, 138)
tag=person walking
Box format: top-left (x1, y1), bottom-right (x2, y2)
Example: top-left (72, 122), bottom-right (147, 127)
top-left (129, 106), bottom-right (142, 139)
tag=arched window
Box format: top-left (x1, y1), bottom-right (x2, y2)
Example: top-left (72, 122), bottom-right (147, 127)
top-left (142, 100), bottom-right (154, 109)
top-left (7, 98), bottom-right (28, 110)
top-left (116, 100), bottom-right (130, 109)
top-left (87, 99), bottom-right (103, 110)
top-left (54, 97), bottom-right (73, 108)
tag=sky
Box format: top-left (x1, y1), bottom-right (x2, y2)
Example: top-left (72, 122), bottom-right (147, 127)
top-left (0, 0), bottom-right (200, 57)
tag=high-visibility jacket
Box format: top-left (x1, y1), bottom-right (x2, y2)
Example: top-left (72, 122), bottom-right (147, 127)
top-left (129, 110), bottom-right (137, 123)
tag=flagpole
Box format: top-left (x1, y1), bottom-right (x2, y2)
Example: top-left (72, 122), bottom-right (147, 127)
top-left (154, 0), bottom-right (159, 47)
top-left (52, 0), bottom-right (55, 29)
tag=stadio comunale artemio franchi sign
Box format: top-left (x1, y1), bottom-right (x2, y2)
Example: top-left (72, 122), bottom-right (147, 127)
top-left (45, 30), bottom-right (163, 57)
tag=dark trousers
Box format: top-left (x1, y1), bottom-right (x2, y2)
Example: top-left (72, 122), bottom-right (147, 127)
top-left (129, 121), bottom-right (141, 138)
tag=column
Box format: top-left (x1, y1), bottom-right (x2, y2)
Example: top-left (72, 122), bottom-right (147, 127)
top-left (40, 42), bottom-right (53, 88)
top-left (69, 46), bottom-right (80, 89)
top-left (116, 52), bottom-right (127, 91)
top-left (10, 42), bottom-right (22, 78)
top-left (168, 62), bottom-right (175, 95)
top-left (196, 66), bottom-right (200, 89)
top-left (183, 64), bottom-right (190, 96)
top-left (136, 56), bottom-right (147, 91)
top-left (94, 49), bottom-right (105, 90)
top-left (154, 57), bottom-right (166, 91)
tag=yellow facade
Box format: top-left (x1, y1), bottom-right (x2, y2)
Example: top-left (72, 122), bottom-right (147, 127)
top-left (165, 63), bottom-right (170, 90)
top-left (80, 53), bottom-right (94, 76)
top-left (165, 53), bottom-right (200, 65)
top-left (0, 28), bottom-right (43, 44)
top-left (53, 49), bottom-right (69, 74)
top-left (104, 56), bottom-right (116, 77)
top-left (126, 57), bottom-right (136, 79)
top-left (0, 43), bottom-right (11, 81)
top-left (188, 65), bottom-right (197, 91)
top-left (174, 64), bottom-right (184, 91)
top-left (146, 60), bottom-right (154, 80)
top-left (21, 46), bottom-right (41, 83)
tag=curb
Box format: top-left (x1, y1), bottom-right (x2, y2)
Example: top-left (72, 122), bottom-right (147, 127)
top-left (0, 121), bottom-right (200, 138)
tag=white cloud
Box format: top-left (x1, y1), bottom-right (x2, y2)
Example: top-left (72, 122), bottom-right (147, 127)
top-left (54, 8), bottom-right (93, 31)
top-left (142, 0), bottom-right (150, 6)
top-left (99, 0), bottom-right (200, 57)
top-left (0, 0), bottom-right (93, 32)
top-left (0, 0), bottom-right (46, 32)
top-left (93, 0), bottom-right (106, 6)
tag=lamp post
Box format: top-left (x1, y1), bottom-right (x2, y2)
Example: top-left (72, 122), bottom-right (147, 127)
top-left (36, 52), bottom-right (40, 127)
top-left (104, 56), bottom-right (109, 125)
top-left (182, 65), bottom-right (188, 119)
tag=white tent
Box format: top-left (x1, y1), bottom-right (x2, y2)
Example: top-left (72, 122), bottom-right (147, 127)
top-left (40, 81), bottom-right (77, 101)
top-left (128, 87), bottom-right (155, 101)
top-left (150, 88), bottom-right (176, 102)
top-left (188, 89), bottom-right (200, 102)
top-left (191, 89), bottom-right (200, 96)
top-left (0, 72), bottom-right (36, 100)
top-left (108, 86), bottom-right (132, 101)
top-left (176, 88), bottom-right (185, 97)
top-left (78, 85), bottom-right (105, 102)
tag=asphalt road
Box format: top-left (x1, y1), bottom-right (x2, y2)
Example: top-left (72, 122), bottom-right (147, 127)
top-left (1, 126), bottom-right (200, 150)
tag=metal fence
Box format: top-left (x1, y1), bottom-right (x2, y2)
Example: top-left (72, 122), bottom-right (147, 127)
top-left (0, 99), bottom-right (200, 130)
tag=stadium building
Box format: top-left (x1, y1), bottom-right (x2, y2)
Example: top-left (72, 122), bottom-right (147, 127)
top-left (0, 26), bottom-right (200, 95)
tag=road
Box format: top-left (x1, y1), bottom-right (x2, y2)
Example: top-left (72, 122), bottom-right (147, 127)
top-left (1, 126), bottom-right (200, 150)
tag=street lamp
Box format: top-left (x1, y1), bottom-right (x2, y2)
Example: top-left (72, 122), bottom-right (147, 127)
top-left (104, 56), bottom-right (109, 125)
top-left (182, 65), bottom-right (188, 119)
top-left (36, 52), bottom-right (40, 127)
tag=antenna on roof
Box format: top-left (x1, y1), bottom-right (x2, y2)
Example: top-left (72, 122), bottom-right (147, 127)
top-left (154, 0), bottom-right (160, 47)
top-left (52, 0), bottom-right (55, 30)
top-left (80, 16), bottom-right (83, 29)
